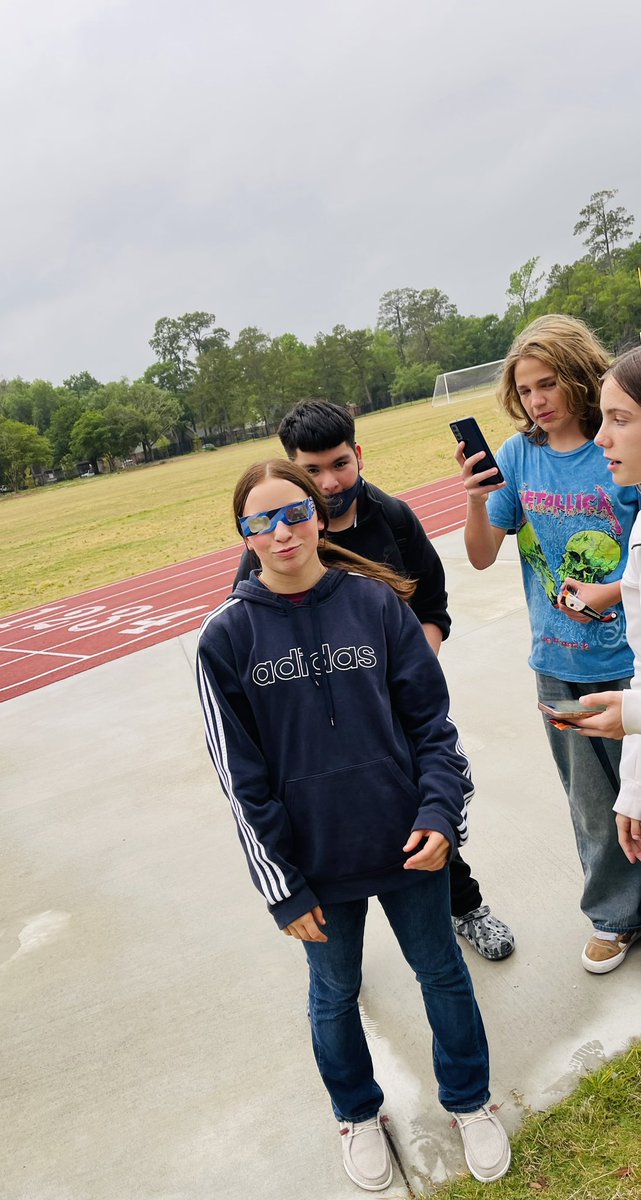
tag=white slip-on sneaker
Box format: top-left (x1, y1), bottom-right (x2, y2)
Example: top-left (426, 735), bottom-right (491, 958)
top-left (452, 1104), bottom-right (511, 1183)
top-left (339, 1113), bottom-right (393, 1192)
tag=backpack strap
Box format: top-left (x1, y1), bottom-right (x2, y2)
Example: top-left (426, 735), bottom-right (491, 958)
top-left (374, 489), bottom-right (413, 561)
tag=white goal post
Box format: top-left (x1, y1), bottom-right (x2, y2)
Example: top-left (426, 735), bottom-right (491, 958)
top-left (432, 358), bottom-right (504, 406)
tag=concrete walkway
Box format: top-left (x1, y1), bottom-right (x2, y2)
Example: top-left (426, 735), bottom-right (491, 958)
top-left (2, 530), bottom-right (640, 1200)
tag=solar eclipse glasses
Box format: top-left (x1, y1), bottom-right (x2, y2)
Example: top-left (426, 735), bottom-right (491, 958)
top-left (239, 497), bottom-right (315, 537)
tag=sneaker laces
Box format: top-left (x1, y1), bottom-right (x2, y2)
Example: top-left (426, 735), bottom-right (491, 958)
top-left (340, 1114), bottom-right (389, 1137)
top-left (451, 1103), bottom-right (499, 1130)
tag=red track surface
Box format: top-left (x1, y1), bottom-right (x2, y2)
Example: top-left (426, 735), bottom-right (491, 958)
top-left (1, 474), bottom-right (466, 703)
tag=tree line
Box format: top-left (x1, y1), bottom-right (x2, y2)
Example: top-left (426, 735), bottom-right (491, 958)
top-left (1, 189), bottom-right (640, 491)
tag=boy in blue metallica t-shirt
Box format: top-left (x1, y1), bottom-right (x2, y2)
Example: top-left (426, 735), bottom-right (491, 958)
top-left (456, 314), bottom-right (641, 976)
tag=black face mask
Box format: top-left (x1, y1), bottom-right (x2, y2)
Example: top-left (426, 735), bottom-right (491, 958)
top-left (327, 473), bottom-right (363, 518)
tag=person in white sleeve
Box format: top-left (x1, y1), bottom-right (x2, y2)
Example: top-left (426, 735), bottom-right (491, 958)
top-left (573, 347), bottom-right (641, 874)
top-left (456, 316), bottom-right (641, 976)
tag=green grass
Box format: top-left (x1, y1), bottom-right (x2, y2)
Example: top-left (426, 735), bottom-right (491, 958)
top-left (0, 393), bottom-right (513, 616)
top-left (429, 1042), bottom-right (641, 1199)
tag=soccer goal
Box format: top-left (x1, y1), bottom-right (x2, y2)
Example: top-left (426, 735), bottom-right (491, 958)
top-left (432, 359), bottom-right (504, 407)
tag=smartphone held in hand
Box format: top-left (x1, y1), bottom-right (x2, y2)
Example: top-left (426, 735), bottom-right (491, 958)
top-left (450, 417), bottom-right (504, 485)
top-left (538, 699), bottom-right (607, 730)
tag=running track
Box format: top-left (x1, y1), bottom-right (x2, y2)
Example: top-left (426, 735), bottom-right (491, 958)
top-left (1, 474), bottom-right (466, 703)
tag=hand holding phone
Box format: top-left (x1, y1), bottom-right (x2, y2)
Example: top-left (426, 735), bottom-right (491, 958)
top-left (558, 584), bottom-right (618, 624)
top-left (538, 699), bottom-right (607, 730)
top-left (450, 417), bottom-right (504, 486)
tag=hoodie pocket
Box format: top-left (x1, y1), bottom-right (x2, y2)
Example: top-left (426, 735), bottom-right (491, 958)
top-left (283, 756), bottom-right (420, 883)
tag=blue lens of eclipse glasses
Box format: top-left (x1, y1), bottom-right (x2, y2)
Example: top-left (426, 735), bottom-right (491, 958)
top-left (239, 496), bottom-right (316, 537)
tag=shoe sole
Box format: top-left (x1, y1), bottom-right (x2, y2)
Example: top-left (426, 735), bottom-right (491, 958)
top-left (456, 934), bottom-right (516, 961)
top-left (455, 1110), bottom-right (512, 1184)
top-left (342, 1161), bottom-right (393, 1191)
top-left (581, 948), bottom-right (629, 974)
top-left (476, 943), bottom-right (516, 961)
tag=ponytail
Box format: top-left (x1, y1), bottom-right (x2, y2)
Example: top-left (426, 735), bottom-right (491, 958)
top-left (318, 538), bottom-right (416, 602)
top-left (234, 457), bottom-right (416, 603)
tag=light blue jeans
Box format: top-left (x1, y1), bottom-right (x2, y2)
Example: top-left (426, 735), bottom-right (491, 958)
top-left (303, 871), bottom-right (490, 1122)
top-left (536, 672), bottom-right (641, 932)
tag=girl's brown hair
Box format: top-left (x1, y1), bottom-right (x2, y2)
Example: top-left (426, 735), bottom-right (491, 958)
top-left (603, 345), bottom-right (641, 407)
top-left (233, 459), bottom-right (416, 602)
top-left (497, 314), bottom-right (611, 445)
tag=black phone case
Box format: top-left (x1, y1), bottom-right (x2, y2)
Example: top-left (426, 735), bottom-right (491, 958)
top-left (450, 417), bottom-right (504, 485)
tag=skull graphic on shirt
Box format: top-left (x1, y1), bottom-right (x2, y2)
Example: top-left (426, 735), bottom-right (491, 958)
top-left (517, 523), bottom-right (621, 605)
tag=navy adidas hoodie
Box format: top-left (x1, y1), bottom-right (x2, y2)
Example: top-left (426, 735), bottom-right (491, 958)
top-left (197, 568), bottom-right (472, 929)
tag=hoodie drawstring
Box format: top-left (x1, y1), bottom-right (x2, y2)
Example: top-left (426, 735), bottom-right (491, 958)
top-left (237, 569), bottom-right (338, 728)
top-left (310, 590), bottom-right (336, 728)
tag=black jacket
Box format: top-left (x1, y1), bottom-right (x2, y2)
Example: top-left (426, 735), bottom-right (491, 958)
top-left (233, 480), bottom-right (451, 639)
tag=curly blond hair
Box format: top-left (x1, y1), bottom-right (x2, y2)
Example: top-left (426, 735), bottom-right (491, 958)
top-left (497, 315), bottom-right (610, 445)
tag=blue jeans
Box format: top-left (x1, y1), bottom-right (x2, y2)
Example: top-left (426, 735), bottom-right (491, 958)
top-left (536, 672), bottom-right (641, 932)
top-left (303, 870), bottom-right (490, 1122)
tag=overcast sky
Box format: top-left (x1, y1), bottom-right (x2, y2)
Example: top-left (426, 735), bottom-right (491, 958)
top-left (1, 0), bottom-right (640, 384)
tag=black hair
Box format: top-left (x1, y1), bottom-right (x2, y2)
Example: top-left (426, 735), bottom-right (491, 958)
top-left (278, 400), bottom-right (356, 458)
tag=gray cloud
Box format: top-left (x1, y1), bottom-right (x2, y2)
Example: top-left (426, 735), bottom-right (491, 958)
top-left (1, 0), bottom-right (639, 382)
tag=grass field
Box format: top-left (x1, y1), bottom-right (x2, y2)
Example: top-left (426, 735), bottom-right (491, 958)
top-left (0, 392), bottom-right (513, 616)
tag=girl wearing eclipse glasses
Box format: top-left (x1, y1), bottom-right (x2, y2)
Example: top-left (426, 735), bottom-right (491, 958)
top-left (196, 457), bottom-right (510, 1189)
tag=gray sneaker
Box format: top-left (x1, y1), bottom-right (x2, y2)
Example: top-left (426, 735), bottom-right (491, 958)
top-left (453, 906), bottom-right (515, 960)
top-left (339, 1113), bottom-right (393, 1192)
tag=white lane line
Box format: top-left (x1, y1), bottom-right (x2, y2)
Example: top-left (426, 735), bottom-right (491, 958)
top-left (401, 476), bottom-right (460, 498)
top-left (0, 646), bottom-right (89, 660)
top-left (428, 518), bottom-right (467, 537)
top-left (415, 499), bottom-right (466, 521)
